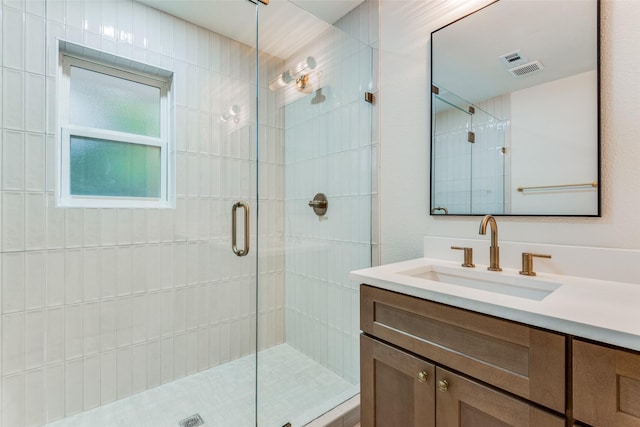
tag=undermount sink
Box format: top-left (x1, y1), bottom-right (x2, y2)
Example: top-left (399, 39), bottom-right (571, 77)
top-left (398, 264), bottom-right (561, 301)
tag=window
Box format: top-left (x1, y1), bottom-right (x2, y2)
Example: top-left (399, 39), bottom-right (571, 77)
top-left (57, 42), bottom-right (174, 208)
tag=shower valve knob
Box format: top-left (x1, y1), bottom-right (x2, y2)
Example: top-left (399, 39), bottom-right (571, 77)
top-left (308, 193), bottom-right (328, 216)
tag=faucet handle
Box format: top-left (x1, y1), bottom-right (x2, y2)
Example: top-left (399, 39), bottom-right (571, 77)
top-left (451, 246), bottom-right (475, 268)
top-left (519, 253), bottom-right (552, 276)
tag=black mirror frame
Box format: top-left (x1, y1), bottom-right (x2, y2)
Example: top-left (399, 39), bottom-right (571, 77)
top-left (429, 0), bottom-right (601, 217)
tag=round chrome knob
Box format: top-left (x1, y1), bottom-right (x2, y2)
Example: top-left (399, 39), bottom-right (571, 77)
top-left (438, 379), bottom-right (449, 392)
top-left (417, 371), bottom-right (429, 383)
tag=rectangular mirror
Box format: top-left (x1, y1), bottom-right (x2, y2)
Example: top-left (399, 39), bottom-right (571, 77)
top-left (430, 0), bottom-right (600, 216)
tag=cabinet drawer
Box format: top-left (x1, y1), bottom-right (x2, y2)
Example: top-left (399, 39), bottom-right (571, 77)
top-left (573, 339), bottom-right (640, 426)
top-left (360, 285), bottom-right (566, 413)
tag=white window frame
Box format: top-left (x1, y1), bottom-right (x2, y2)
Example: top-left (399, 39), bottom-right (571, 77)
top-left (57, 48), bottom-right (174, 208)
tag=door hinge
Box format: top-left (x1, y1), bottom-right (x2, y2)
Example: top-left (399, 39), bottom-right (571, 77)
top-left (365, 92), bottom-right (375, 104)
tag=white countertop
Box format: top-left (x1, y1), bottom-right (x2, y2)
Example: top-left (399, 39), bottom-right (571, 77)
top-left (351, 257), bottom-right (640, 352)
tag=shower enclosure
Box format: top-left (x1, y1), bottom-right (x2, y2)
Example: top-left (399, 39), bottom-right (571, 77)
top-left (0, 0), bottom-right (373, 426)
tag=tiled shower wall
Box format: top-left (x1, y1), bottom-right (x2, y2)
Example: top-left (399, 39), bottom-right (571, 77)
top-left (0, 1), bottom-right (285, 426)
top-left (284, 0), bottom-right (377, 385)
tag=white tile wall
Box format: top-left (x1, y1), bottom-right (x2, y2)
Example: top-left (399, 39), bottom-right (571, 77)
top-left (46, 364), bottom-right (65, 422)
top-left (0, 0), bottom-right (286, 426)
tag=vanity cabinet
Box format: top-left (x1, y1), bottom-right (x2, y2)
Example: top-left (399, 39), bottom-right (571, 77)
top-left (360, 285), bottom-right (567, 426)
top-left (360, 335), bottom-right (564, 427)
top-left (573, 339), bottom-right (640, 426)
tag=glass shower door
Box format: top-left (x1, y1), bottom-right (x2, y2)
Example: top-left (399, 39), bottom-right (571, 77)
top-left (208, 2), bottom-right (261, 425)
top-left (256, 2), bottom-right (373, 425)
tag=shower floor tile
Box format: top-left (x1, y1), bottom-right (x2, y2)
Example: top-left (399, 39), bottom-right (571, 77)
top-left (46, 344), bottom-right (358, 427)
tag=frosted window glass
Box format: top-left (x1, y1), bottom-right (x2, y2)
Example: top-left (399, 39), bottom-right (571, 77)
top-left (69, 66), bottom-right (161, 137)
top-left (70, 136), bottom-right (161, 198)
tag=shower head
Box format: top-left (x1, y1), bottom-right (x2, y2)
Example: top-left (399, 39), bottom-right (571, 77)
top-left (311, 88), bottom-right (326, 105)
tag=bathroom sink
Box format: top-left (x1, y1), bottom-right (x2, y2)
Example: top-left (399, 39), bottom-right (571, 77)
top-left (398, 264), bottom-right (561, 301)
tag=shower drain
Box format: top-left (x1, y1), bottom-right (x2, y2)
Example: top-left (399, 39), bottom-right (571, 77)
top-left (179, 414), bottom-right (204, 427)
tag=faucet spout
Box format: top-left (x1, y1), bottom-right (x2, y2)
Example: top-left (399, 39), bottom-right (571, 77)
top-left (479, 215), bottom-right (502, 271)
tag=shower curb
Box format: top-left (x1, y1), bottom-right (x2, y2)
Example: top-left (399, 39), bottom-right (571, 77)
top-left (304, 394), bottom-right (360, 427)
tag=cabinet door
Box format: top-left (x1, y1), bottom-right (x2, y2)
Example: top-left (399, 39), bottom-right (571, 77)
top-left (435, 367), bottom-right (565, 427)
top-left (361, 285), bottom-right (566, 412)
top-left (574, 339), bottom-right (640, 426)
top-left (360, 335), bottom-right (435, 427)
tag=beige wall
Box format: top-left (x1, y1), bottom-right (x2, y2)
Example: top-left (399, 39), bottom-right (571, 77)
top-left (379, 0), bottom-right (640, 264)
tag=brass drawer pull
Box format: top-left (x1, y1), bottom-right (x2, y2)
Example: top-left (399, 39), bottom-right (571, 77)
top-left (417, 371), bottom-right (429, 383)
top-left (438, 379), bottom-right (449, 392)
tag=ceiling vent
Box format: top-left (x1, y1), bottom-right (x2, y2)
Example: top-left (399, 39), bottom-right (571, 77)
top-left (499, 50), bottom-right (527, 67)
top-left (508, 60), bottom-right (544, 77)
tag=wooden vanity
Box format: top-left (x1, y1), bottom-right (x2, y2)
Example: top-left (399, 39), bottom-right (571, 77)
top-left (359, 284), bottom-right (640, 427)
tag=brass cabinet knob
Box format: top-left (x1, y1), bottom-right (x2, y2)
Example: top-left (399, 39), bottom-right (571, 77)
top-left (417, 371), bottom-right (429, 383)
top-left (437, 379), bottom-right (449, 392)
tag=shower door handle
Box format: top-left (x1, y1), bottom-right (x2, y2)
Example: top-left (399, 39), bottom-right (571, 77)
top-left (232, 201), bottom-right (250, 257)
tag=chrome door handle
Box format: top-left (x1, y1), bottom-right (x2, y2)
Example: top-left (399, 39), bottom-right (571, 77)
top-left (232, 201), bottom-right (249, 256)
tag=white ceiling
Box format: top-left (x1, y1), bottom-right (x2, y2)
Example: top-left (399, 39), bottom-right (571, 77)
top-left (136, 0), bottom-right (364, 60)
top-left (432, 0), bottom-right (598, 104)
top-left (289, 0), bottom-right (365, 24)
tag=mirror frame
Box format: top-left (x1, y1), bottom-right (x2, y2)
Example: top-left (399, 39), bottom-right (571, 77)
top-left (429, 0), bottom-right (601, 217)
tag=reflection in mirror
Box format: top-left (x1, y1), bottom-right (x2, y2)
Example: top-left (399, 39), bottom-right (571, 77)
top-left (430, 0), bottom-right (599, 216)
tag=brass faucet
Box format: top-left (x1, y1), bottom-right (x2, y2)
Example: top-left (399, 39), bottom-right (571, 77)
top-left (479, 215), bottom-right (502, 271)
